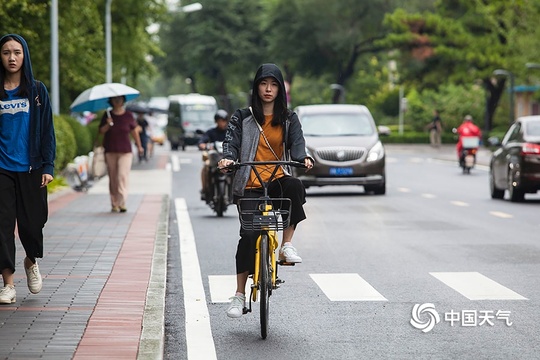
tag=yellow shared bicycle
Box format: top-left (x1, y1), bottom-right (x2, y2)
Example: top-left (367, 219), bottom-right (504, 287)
top-left (227, 160), bottom-right (305, 339)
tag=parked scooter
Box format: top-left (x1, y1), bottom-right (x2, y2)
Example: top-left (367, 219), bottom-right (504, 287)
top-left (202, 141), bottom-right (233, 217)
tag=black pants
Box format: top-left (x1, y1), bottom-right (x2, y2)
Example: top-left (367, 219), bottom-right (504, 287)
top-left (0, 168), bottom-right (48, 274)
top-left (235, 176), bottom-right (306, 274)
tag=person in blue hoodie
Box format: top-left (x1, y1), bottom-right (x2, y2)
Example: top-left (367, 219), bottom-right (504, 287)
top-left (0, 34), bottom-right (56, 304)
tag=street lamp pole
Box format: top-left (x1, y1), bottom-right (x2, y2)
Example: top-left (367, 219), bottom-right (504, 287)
top-left (493, 69), bottom-right (515, 125)
top-left (105, 0), bottom-right (112, 83)
top-left (50, 0), bottom-right (59, 114)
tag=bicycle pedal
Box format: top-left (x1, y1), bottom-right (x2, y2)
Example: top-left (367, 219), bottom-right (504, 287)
top-left (278, 260), bottom-right (296, 266)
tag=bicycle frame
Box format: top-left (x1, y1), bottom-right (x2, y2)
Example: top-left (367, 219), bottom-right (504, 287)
top-left (251, 210), bottom-right (280, 302)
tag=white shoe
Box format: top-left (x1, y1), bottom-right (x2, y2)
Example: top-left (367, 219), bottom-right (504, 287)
top-left (25, 261), bottom-right (42, 294)
top-left (279, 243), bottom-right (302, 263)
top-left (226, 294), bottom-right (245, 318)
top-left (0, 285), bottom-right (16, 304)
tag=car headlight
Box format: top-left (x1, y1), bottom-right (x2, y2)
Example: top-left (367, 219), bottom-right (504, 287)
top-left (367, 141), bottom-right (384, 162)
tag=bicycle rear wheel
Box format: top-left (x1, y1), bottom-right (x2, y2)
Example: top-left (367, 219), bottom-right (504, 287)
top-left (259, 233), bottom-right (270, 339)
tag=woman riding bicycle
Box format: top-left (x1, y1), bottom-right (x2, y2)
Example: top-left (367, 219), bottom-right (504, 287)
top-left (219, 63), bottom-right (313, 318)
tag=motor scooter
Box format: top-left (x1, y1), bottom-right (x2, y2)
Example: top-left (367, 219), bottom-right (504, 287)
top-left (202, 141), bottom-right (233, 217)
top-left (459, 136), bottom-right (480, 174)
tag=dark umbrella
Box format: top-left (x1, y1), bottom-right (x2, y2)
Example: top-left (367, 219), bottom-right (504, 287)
top-left (126, 103), bottom-right (151, 114)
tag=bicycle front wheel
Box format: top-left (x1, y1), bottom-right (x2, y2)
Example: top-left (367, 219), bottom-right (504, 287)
top-left (259, 233), bottom-right (270, 339)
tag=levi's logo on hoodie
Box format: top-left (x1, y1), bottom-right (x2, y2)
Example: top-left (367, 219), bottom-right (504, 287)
top-left (0, 99), bottom-right (29, 115)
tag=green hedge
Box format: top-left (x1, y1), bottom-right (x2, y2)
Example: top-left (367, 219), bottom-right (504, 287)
top-left (54, 115), bottom-right (77, 175)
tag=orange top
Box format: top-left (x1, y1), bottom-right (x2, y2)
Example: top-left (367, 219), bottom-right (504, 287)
top-left (247, 114), bottom-right (285, 188)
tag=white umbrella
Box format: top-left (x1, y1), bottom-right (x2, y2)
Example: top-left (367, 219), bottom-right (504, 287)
top-left (70, 83), bottom-right (140, 113)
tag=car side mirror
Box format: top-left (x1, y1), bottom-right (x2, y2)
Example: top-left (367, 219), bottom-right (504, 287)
top-left (487, 136), bottom-right (501, 147)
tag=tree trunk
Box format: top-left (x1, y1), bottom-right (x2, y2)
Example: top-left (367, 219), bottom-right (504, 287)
top-left (483, 77), bottom-right (506, 132)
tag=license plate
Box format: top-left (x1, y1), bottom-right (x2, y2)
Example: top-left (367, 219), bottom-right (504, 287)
top-left (329, 167), bottom-right (353, 176)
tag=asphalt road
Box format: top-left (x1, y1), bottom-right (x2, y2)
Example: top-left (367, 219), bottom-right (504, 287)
top-left (164, 144), bottom-right (539, 360)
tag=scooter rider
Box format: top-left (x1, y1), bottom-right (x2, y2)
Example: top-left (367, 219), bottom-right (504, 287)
top-left (456, 114), bottom-right (482, 164)
top-left (198, 109), bottom-right (229, 200)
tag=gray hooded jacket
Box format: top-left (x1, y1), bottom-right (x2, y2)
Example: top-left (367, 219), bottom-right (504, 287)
top-left (222, 64), bottom-right (310, 196)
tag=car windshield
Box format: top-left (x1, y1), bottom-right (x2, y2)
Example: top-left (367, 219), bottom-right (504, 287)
top-left (301, 113), bottom-right (374, 136)
top-left (181, 104), bottom-right (216, 128)
top-left (526, 120), bottom-right (540, 136)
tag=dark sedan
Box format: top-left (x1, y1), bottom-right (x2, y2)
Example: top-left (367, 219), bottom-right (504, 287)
top-left (489, 115), bottom-right (540, 202)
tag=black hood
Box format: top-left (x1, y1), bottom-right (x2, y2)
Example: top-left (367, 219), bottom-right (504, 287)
top-left (0, 33), bottom-right (35, 88)
top-left (251, 63), bottom-right (287, 108)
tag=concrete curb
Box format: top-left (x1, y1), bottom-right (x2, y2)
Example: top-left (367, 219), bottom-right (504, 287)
top-left (138, 194), bottom-right (170, 360)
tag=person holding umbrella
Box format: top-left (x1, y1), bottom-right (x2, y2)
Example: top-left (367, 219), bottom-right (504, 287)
top-left (0, 34), bottom-right (56, 304)
top-left (99, 95), bottom-right (143, 213)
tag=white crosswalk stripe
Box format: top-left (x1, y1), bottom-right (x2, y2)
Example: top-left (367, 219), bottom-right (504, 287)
top-left (430, 272), bottom-right (528, 300)
top-left (208, 275), bottom-right (238, 303)
top-left (207, 272), bottom-right (528, 302)
top-left (310, 273), bottom-right (387, 301)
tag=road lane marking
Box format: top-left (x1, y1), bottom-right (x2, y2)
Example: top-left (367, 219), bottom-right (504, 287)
top-left (490, 211), bottom-right (513, 219)
top-left (171, 154), bottom-right (180, 172)
top-left (430, 272), bottom-right (528, 300)
top-left (208, 275), bottom-right (239, 303)
top-left (450, 201), bottom-right (469, 207)
top-left (397, 187), bottom-right (411, 193)
top-left (175, 198), bottom-right (217, 360)
top-left (310, 273), bottom-right (387, 301)
top-left (422, 193), bottom-right (436, 199)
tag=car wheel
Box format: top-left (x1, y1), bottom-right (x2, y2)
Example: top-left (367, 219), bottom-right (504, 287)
top-left (508, 169), bottom-right (525, 202)
top-left (489, 169), bottom-right (504, 199)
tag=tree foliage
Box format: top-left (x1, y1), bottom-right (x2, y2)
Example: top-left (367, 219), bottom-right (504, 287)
top-left (380, 0), bottom-right (540, 130)
top-left (0, 0), bottom-right (165, 113)
top-left (158, 0), bottom-right (265, 111)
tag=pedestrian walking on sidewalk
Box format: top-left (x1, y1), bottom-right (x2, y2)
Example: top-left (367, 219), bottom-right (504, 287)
top-left (426, 109), bottom-right (443, 147)
top-left (98, 96), bottom-right (143, 213)
top-left (0, 34), bottom-right (56, 304)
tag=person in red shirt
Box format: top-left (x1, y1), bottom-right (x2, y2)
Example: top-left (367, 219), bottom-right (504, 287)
top-left (456, 114), bottom-right (482, 161)
top-left (99, 96), bottom-right (143, 213)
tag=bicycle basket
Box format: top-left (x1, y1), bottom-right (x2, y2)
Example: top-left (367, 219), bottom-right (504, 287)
top-left (238, 198), bottom-right (291, 231)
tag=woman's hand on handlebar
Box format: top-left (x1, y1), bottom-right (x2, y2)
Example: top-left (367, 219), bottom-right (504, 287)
top-left (218, 158), bottom-right (235, 173)
top-left (304, 157), bottom-right (314, 171)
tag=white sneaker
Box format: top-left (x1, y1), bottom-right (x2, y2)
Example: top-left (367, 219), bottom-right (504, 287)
top-left (25, 262), bottom-right (42, 294)
top-left (226, 294), bottom-right (245, 318)
top-left (0, 285), bottom-right (16, 304)
top-left (279, 243), bottom-right (302, 263)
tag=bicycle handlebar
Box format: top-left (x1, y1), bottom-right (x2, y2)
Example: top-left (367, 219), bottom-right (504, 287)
top-left (219, 160), bottom-right (306, 171)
